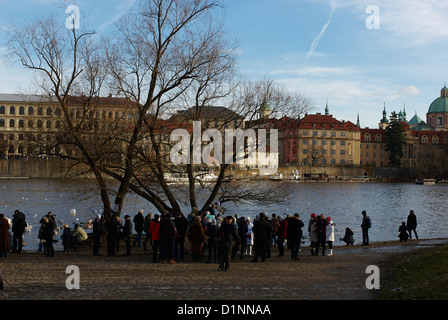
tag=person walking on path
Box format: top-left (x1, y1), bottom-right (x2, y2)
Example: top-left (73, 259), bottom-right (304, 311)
top-left (92, 215), bottom-right (105, 256)
top-left (217, 216), bottom-right (239, 271)
top-left (149, 214), bottom-right (161, 262)
top-left (0, 214), bottom-right (10, 258)
top-left (361, 210), bottom-right (371, 246)
top-left (11, 210), bottom-right (26, 253)
top-left (251, 213), bottom-right (272, 262)
top-left (188, 215), bottom-right (205, 262)
top-left (123, 215), bottom-right (133, 256)
top-left (174, 212), bottom-right (189, 261)
top-left (326, 217), bottom-right (335, 256)
top-left (286, 213), bottom-right (304, 260)
top-left (407, 210), bottom-right (418, 240)
top-left (133, 210), bottom-right (145, 249)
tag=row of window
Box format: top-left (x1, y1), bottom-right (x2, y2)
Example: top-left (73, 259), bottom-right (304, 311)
top-left (302, 149), bottom-right (347, 156)
top-left (302, 158), bottom-right (347, 166)
top-left (0, 119), bottom-right (59, 129)
top-left (303, 139), bottom-right (347, 146)
top-left (302, 130), bottom-right (347, 138)
top-left (0, 106), bottom-right (56, 116)
top-left (0, 105), bottom-right (134, 120)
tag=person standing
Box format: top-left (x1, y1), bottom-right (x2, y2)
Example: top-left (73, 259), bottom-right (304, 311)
top-left (251, 213), bottom-right (272, 262)
top-left (286, 214), bottom-right (304, 260)
top-left (237, 217), bottom-right (248, 260)
top-left (149, 214), bottom-right (161, 262)
top-left (174, 212), bottom-right (189, 261)
top-left (245, 217), bottom-right (253, 256)
top-left (325, 217), bottom-right (335, 256)
top-left (123, 215), bottom-right (133, 256)
top-left (217, 216), bottom-right (239, 271)
top-left (361, 210), bottom-right (371, 246)
top-left (0, 214), bottom-right (10, 258)
top-left (315, 214), bottom-right (327, 256)
top-left (41, 216), bottom-right (55, 257)
top-left (205, 217), bottom-right (220, 263)
top-left (92, 214), bottom-right (105, 256)
top-left (159, 213), bottom-right (176, 263)
top-left (276, 215), bottom-right (287, 257)
top-left (106, 216), bottom-right (120, 256)
top-left (143, 212), bottom-right (153, 252)
top-left (133, 209), bottom-right (145, 248)
top-left (11, 210), bottom-right (26, 253)
top-left (407, 210), bottom-right (418, 240)
top-left (188, 215), bottom-right (205, 262)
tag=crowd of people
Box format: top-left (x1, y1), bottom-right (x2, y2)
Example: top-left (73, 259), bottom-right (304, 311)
top-left (0, 205), bottom-right (420, 270)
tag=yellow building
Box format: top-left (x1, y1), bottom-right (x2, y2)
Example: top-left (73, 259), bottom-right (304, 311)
top-left (0, 93), bottom-right (135, 158)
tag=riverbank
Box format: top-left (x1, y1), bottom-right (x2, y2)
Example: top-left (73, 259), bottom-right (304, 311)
top-left (1, 238), bottom-right (447, 302)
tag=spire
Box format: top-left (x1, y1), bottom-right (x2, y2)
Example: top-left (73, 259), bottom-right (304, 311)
top-left (356, 112), bottom-right (360, 127)
top-left (325, 98), bottom-right (329, 116)
top-left (403, 101), bottom-right (407, 121)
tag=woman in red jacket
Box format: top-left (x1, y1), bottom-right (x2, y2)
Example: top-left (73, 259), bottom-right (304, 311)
top-left (149, 214), bottom-right (161, 263)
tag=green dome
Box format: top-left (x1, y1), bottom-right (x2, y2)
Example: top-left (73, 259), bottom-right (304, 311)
top-left (428, 97), bottom-right (448, 113)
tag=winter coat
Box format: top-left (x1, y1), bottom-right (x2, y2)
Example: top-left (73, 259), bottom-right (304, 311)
top-left (73, 226), bottom-right (88, 242)
top-left (407, 213), bottom-right (417, 230)
top-left (246, 222), bottom-right (254, 246)
top-left (174, 215), bottom-right (189, 240)
top-left (133, 213), bottom-right (145, 232)
top-left (123, 219), bottom-right (133, 238)
top-left (12, 212), bottom-right (26, 234)
top-left (286, 216), bottom-right (304, 240)
top-left (252, 218), bottom-right (272, 241)
top-left (309, 222), bottom-right (318, 242)
top-left (206, 222), bottom-right (220, 246)
top-left (278, 218), bottom-right (287, 239)
top-left (326, 221), bottom-right (335, 242)
top-left (0, 217), bottom-right (10, 253)
top-left (148, 220), bottom-right (161, 241)
top-left (219, 222), bottom-right (239, 247)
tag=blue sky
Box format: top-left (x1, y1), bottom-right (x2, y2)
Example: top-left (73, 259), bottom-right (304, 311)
top-left (1, 0), bottom-right (448, 128)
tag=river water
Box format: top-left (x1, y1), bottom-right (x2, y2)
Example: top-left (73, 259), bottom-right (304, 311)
top-left (1, 178), bottom-right (447, 251)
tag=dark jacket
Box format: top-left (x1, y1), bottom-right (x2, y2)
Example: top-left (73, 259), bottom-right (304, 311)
top-left (174, 215), bottom-right (189, 240)
top-left (252, 218), bottom-right (272, 241)
top-left (206, 222), bottom-right (220, 246)
top-left (133, 213), bottom-right (144, 232)
top-left (286, 216), bottom-right (305, 239)
top-left (42, 218), bottom-right (55, 240)
top-left (123, 219), bottom-right (133, 238)
top-left (219, 222), bottom-right (239, 246)
top-left (407, 214), bottom-right (417, 229)
top-left (12, 212), bottom-right (26, 233)
top-left (93, 218), bottom-right (105, 237)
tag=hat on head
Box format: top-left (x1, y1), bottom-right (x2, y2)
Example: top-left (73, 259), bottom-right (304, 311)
top-left (327, 216), bottom-right (331, 221)
top-left (311, 213), bottom-right (316, 218)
